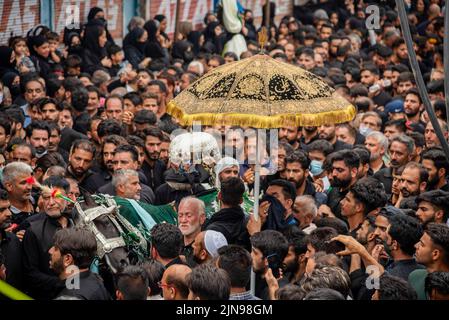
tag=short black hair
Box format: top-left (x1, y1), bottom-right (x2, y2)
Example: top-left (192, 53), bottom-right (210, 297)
top-left (70, 86), bottom-right (89, 112)
top-left (114, 144), bottom-right (139, 163)
top-left (352, 146), bottom-right (370, 166)
top-left (139, 259), bottom-right (165, 296)
top-left (150, 223), bottom-right (183, 259)
top-left (142, 127), bottom-right (164, 141)
top-left (53, 227), bottom-right (97, 269)
top-left (330, 150), bottom-right (360, 169)
top-left (70, 139), bottom-right (96, 156)
top-left (97, 119), bottom-right (123, 138)
top-left (268, 179), bottom-right (296, 202)
top-left (250, 230), bottom-right (289, 262)
top-left (285, 150), bottom-right (310, 170)
top-left (123, 92), bottom-right (143, 107)
top-left (425, 272), bottom-right (449, 298)
top-left (149, 80), bottom-right (167, 94)
top-left (186, 264), bottom-right (231, 300)
top-left (304, 288), bottom-right (346, 300)
top-left (36, 97), bottom-right (62, 112)
top-left (388, 214), bottom-right (423, 256)
top-left (217, 245), bottom-right (252, 288)
top-left (308, 227), bottom-right (341, 253)
top-left (378, 273), bottom-right (417, 300)
top-left (126, 135), bottom-right (145, 150)
top-left (422, 147), bottom-right (449, 173)
top-left (116, 265), bottom-right (149, 300)
top-left (384, 119), bottom-right (407, 133)
top-left (425, 223), bottom-right (449, 266)
top-left (0, 114), bottom-right (11, 136)
top-left (350, 177), bottom-right (388, 215)
top-left (315, 218), bottom-right (349, 235)
top-left (416, 190), bottom-right (449, 221)
top-left (220, 177), bottom-right (245, 207)
top-left (0, 187), bottom-right (8, 200)
top-left (26, 121), bottom-right (51, 138)
top-left (307, 139), bottom-right (334, 157)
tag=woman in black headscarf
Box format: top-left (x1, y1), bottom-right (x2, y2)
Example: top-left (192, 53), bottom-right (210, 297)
top-left (28, 35), bottom-right (52, 80)
top-left (0, 46), bottom-right (18, 78)
top-left (123, 27), bottom-right (151, 70)
top-left (81, 24), bottom-right (109, 75)
top-left (202, 21), bottom-right (226, 54)
top-left (86, 7), bottom-right (115, 47)
top-left (2, 72), bottom-right (21, 101)
top-left (144, 20), bottom-right (170, 68)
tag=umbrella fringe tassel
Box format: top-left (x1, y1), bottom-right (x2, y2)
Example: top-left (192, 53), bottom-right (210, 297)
top-left (167, 101), bottom-right (357, 128)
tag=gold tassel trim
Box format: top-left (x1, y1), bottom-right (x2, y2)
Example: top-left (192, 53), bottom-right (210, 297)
top-left (167, 100), bottom-right (357, 128)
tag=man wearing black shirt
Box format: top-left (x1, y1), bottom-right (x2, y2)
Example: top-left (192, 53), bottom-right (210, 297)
top-left (2, 162), bottom-right (35, 236)
top-left (140, 127), bottom-right (166, 191)
top-left (150, 223), bottom-right (186, 268)
top-left (52, 228), bottom-right (110, 300)
top-left (84, 135), bottom-right (127, 193)
top-left (22, 176), bottom-right (73, 300)
top-left (250, 230), bottom-right (289, 300)
top-left (385, 214), bottom-right (425, 281)
top-left (421, 148), bottom-right (449, 192)
top-left (323, 150), bottom-right (360, 220)
top-left (374, 134), bottom-right (414, 195)
top-left (0, 188), bottom-right (23, 291)
top-left (65, 139), bottom-right (96, 194)
top-left (317, 124), bottom-right (353, 152)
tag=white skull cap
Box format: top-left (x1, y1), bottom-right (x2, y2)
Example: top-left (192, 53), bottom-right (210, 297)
top-left (204, 230), bottom-right (228, 258)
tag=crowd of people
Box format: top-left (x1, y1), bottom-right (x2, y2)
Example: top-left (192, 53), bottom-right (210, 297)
top-left (1, 0), bottom-right (449, 300)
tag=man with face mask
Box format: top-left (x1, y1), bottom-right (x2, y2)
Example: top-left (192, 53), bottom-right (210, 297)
top-left (22, 176), bottom-right (73, 300)
top-left (396, 162), bottom-right (428, 207)
top-left (307, 139), bottom-right (333, 192)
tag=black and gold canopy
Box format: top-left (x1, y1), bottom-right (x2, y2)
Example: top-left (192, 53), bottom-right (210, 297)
top-left (167, 54), bottom-right (356, 128)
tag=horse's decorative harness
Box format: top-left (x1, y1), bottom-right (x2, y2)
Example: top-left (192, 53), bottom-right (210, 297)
top-left (74, 195), bottom-right (147, 260)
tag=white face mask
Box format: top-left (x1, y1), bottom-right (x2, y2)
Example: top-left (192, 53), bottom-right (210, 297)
top-left (359, 125), bottom-right (373, 137)
top-left (0, 93), bottom-right (3, 104)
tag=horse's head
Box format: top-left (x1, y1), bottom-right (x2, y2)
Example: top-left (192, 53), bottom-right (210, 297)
top-left (73, 192), bottom-right (130, 274)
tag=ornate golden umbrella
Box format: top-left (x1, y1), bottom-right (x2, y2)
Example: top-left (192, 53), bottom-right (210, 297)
top-left (168, 54), bottom-right (356, 128)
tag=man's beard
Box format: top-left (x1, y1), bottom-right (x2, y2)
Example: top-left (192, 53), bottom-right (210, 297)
top-left (405, 108), bottom-right (420, 117)
top-left (288, 176), bottom-right (305, 189)
top-left (331, 176), bottom-right (352, 189)
top-left (35, 147), bottom-right (47, 158)
top-left (304, 126), bottom-right (317, 134)
top-left (427, 174), bottom-right (440, 190)
top-left (401, 187), bottom-right (419, 198)
top-left (280, 137), bottom-right (297, 146)
top-left (50, 256), bottom-right (65, 275)
top-left (370, 152), bottom-right (381, 161)
top-left (71, 165), bottom-right (86, 178)
top-left (283, 259), bottom-right (299, 274)
top-left (145, 148), bottom-right (160, 161)
top-left (356, 233), bottom-right (368, 246)
top-left (0, 219), bottom-right (11, 230)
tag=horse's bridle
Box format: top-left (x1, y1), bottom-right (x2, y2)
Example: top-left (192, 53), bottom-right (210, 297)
top-left (74, 196), bottom-right (147, 260)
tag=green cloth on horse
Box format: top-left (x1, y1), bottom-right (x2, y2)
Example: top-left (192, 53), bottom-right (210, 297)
top-left (114, 189), bottom-right (254, 234)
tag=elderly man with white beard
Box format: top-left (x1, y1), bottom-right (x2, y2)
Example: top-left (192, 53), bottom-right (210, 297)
top-left (178, 196), bottom-right (206, 267)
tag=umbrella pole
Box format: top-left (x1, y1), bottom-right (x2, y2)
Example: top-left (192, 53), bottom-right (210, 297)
top-left (396, 0), bottom-right (449, 160)
top-left (250, 131), bottom-right (261, 296)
